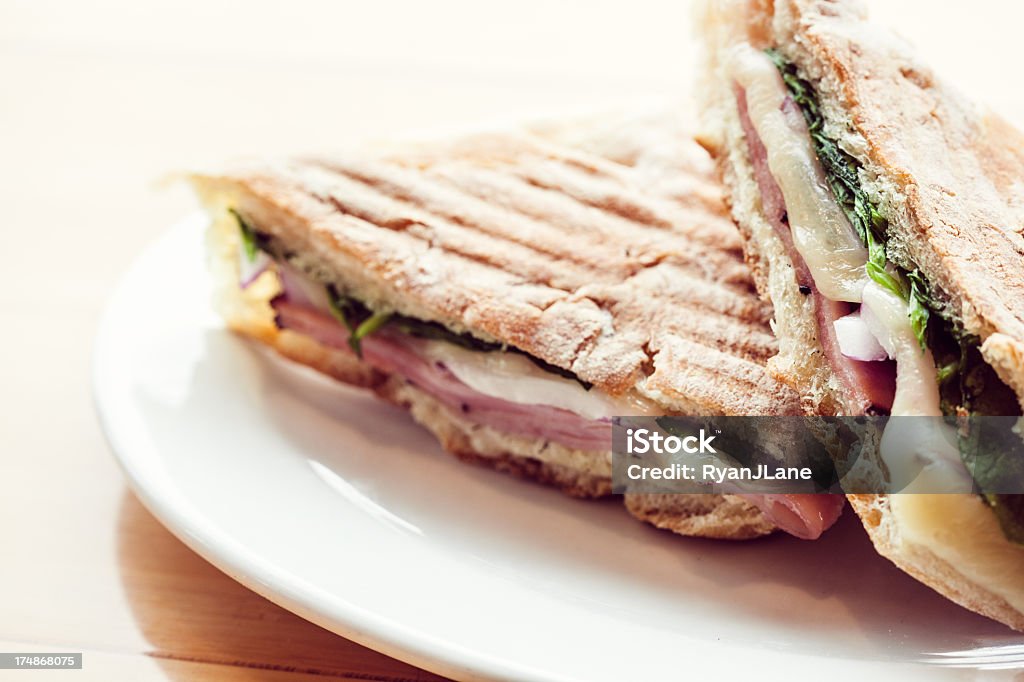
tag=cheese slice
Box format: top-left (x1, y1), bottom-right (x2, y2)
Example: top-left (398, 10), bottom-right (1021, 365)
top-left (891, 494), bottom-right (1024, 614)
top-left (728, 44), bottom-right (868, 303)
top-left (417, 339), bottom-right (655, 420)
top-left (878, 417), bottom-right (972, 494)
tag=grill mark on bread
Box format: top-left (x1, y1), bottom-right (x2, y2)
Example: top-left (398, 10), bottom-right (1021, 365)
top-left (644, 336), bottom-right (800, 415)
top-left (304, 156), bottom-right (760, 317)
top-left (237, 171), bottom-right (562, 333)
top-left (298, 161), bottom-right (776, 360)
top-left (295, 165), bottom-right (596, 294)
top-left (510, 158), bottom-right (749, 252)
top-left (621, 265), bottom-right (769, 318)
top-left (657, 176), bottom-right (733, 216)
top-left (510, 134), bottom-right (641, 181)
top-left (524, 118), bottom-right (735, 219)
top-left (194, 113), bottom-right (799, 406)
top-left (425, 164), bottom-right (746, 279)
top-left (560, 155), bottom-right (624, 178)
top-left (662, 315), bottom-right (778, 362)
top-left (512, 158), bottom-right (677, 230)
top-left (307, 158), bottom-right (635, 279)
top-left (571, 277), bottom-right (778, 363)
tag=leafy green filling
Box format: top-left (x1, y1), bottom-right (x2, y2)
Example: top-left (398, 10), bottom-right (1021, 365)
top-left (960, 417), bottom-right (1024, 498)
top-left (985, 494), bottom-right (1024, 545)
top-left (325, 286), bottom-right (392, 356)
top-left (229, 208), bottom-right (262, 263)
top-left (765, 50), bottom-right (932, 348)
top-left (764, 51), bottom-right (1024, 541)
top-left (324, 284), bottom-right (592, 388)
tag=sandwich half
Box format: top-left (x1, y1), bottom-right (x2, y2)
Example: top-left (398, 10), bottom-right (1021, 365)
top-left (191, 111), bottom-right (844, 541)
top-left (699, 0), bottom-right (1024, 627)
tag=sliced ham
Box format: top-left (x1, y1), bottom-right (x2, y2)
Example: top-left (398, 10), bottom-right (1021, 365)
top-left (273, 299), bottom-right (613, 452)
top-left (738, 493), bottom-right (846, 540)
top-left (735, 86), bottom-right (896, 416)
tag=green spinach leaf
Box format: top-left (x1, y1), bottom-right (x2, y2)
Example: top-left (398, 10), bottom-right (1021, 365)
top-left (322, 283), bottom-right (592, 388)
top-left (229, 208), bottom-right (261, 263)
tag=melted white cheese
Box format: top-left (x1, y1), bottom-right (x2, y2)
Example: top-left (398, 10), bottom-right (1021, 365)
top-left (729, 44), bottom-right (868, 303)
top-left (859, 281), bottom-right (974, 490)
top-left (416, 339), bottom-right (653, 420)
top-left (890, 494), bottom-right (1024, 615)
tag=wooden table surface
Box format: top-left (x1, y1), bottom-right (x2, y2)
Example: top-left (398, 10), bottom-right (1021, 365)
top-left (3, 1), bottom-right (1022, 679)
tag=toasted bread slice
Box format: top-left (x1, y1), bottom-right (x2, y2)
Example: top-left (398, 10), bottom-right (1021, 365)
top-left (698, 0), bottom-right (1024, 414)
top-left (194, 110), bottom-right (803, 540)
top-left (698, 0), bottom-right (1024, 626)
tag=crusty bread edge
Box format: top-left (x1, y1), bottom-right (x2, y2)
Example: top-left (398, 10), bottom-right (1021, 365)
top-left (848, 494), bottom-right (1024, 631)
top-left (625, 493), bottom-right (776, 540)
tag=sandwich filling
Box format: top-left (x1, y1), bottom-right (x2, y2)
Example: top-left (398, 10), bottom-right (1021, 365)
top-left (726, 45), bottom-right (1024, 542)
top-left (225, 207), bottom-right (844, 540)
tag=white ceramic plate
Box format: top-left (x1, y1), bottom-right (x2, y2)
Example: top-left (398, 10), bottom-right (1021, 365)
top-left (95, 217), bottom-right (1024, 681)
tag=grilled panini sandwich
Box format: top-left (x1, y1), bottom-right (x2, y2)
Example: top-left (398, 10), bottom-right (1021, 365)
top-left (192, 112), bottom-right (844, 541)
top-left (699, 0), bottom-right (1024, 627)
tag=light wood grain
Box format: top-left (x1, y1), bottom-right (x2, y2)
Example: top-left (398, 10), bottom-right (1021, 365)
top-left (2, 0), bottom-right (1024, 679)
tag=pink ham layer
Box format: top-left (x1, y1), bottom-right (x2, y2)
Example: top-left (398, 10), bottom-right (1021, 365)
top-left (739, 492), bottom-right (844, 540)
top-left (734, 85), bottom-right (896, 415)
top-left (273, 300), bottom-right (613, 452)
top-left (271, 295), bottom-right (843, 539)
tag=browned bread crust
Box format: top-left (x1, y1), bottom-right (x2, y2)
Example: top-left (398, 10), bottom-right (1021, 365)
top-left (194, 112), bottom-right (801, 416)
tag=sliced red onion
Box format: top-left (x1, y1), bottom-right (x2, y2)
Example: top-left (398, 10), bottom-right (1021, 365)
top-left (833, 309), bottom-right (889, 361)
top-left (276, 262), bottom-right (331, 313)
top-left (238, 247), bottom-right (272, 289)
